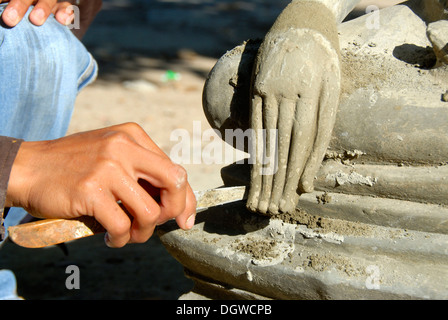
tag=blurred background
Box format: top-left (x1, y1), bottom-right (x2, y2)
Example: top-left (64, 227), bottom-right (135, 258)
top-left (1, 0), bottom-right (403, 299)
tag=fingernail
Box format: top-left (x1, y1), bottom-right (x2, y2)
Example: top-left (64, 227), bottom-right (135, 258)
top-left (104, 232), bottom-right (113, 247)
top-left (279, 198), bottom-right (287, 211)
top-left (32, 8), bottom-right (45, 25)
top-left (186, 213), bottom-right (196, 229)
top-left (5, 8), bottom-right (19, 25)
top-left (60, 12), bottom-right (72, 25)
top-left (301, 180), bottom-right (314, 193)
top-left (246, 198), bottom-right (258, 212)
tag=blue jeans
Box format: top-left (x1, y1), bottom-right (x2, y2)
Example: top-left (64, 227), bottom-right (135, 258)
top-left (0, 4), bottom-right (97, 299)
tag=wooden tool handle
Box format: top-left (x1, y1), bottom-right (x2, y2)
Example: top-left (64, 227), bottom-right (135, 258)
top-left (8, 216), bottom-right (105, 248)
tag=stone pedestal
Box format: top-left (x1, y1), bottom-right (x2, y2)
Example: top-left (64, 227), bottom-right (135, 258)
top-left (157, 179), bottom-right (448, 299)
top-left (158, 160), bottom-right (448, 299)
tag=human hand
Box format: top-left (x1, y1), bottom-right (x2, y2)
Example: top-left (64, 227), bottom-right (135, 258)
top-left (1, 0), bottom-right (59, 27)
top-left (6, 123), bottom-right (196, 248)
top-left (246, 28), bottom-right (341, 215)
top-left (1, 0), bottom-right (101, 38)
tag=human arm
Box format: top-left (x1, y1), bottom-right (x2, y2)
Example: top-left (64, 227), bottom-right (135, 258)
top-left (5, 123), bottom-right (196, 248)
top-left (247, 0), bottom-right (359, 215)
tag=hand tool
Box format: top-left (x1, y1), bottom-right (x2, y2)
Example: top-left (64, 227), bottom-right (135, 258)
top-left (7, 186), bottom-right (248, 248)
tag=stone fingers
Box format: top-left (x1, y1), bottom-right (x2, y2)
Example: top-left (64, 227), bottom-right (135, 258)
top-left (299, 73), bottom-right (340, 193)
top-left (268, 98), bottom-right (295, 214)
top-left (279, 96), bottom-right (318, 214)
top-left (257, 95), bottom-right (279, 214)
top-left (247, 93), bottom-right (323, 214)
top-left (246, 95), bottom-right (263, 211)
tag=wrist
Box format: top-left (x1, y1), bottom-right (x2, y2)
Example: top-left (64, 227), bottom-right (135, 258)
top-left (268, 1), bottom-right (340, 51)
top-left (5, 141), bottom-right (41, 209)
top-left (0, 137), bottom-right (22, 209)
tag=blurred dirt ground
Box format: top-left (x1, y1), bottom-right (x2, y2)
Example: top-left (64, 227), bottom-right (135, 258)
top-left (0, 0), bottom-right (402, 299)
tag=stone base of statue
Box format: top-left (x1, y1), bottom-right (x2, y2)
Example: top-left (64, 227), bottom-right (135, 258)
top-left (158, 159), bottom-right (448, 299)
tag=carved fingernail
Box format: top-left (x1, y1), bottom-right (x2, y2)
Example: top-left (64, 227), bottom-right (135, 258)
top-left (268, 203), bottom-right (279, 214)
top-left (279, 198), bottom-right (294, 213)
top-left (279, 198), bottom-right (286, 211)
top-left (246, 197), bottom-right (259, 212)
top-left (301, 180), bottom-right (314, 193)
top-left (258, 200), bottom-right (268, 214)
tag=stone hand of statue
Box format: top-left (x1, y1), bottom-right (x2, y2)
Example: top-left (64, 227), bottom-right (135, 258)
top-left (247, 28), bottom-right (341, 215)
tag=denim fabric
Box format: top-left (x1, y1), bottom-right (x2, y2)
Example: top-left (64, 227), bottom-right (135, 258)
top-left (0, 4), bottom-right (97, 299)
top-left (0, 4), bottom-right (97, 237)
top-left (0, 270), bottom-right (21, 300)
top-left (0, 4), bottom-right (97, 141)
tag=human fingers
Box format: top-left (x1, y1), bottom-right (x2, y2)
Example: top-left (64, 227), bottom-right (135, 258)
top-left (268, 97), bottom-right (295, 214)
top-left (89, 129), bottom-right (190, 246)
top-left (92, 194), bottom-right (133, 248)
top-left (121, 144), bottom-right (188, 227)
top-left (2, 0), bottom-right (59, 26)
top-left (112, 175), bottom-right (161, 244)
top-left (257, 95), bottom-right (278, 214)
top-left (28, 0), bottom-right (57, 25)
top-left (151, 168), bottom-right (196, 231)
top-left (279, 96), bottom-right (318, 213)
top-left (173, 184), bottom-right (197, 230)
top-left (154, 181), bottom-right (196, 229)
top-left (299, 73), bottom-right (340, 193)
top-left (157, 164), bottom-right (188, 222)
top-left (246, 95), bottom-right (263, 212)
top-left (124, 122), bottom-right (196, 229)
top-left (52, 1), bottom-right (74, 26)
top-left (2, 0), bottom-right (34, 26)
top-left (108, 123), bottom-right (192, 227)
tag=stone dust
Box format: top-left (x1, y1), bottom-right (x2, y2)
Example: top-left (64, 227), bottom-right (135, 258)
top-left (303, 253), bottom-right (367, 277)
top-left (276, 208), bottom-right (406, 237)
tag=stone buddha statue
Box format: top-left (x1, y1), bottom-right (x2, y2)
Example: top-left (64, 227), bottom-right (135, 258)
top-left (158, 0), bottom-right (448, 299)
